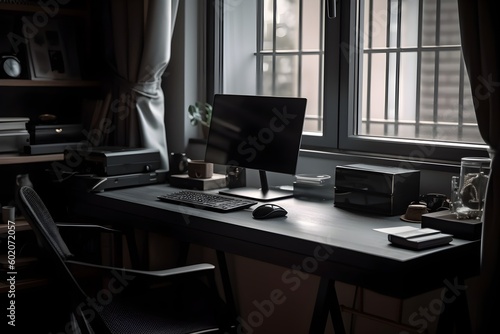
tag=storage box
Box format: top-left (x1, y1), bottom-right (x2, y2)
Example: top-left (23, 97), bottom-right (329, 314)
top-left (334, 164), bottom-right (420, 215)
top-left (67, 147), bottom-right (161, 176)
top-left (27, 123), bottom-right (83, 145)
top-left (421, 210), bottom-right (482, 240)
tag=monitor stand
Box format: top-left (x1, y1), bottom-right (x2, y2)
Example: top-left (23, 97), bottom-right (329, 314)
top-left (219, 170), bottom-right (293, 202)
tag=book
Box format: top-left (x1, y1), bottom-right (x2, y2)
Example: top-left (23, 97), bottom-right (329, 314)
top-left (388, 228), bottom-right (453, 250)
top-left (0, 117), bottom-right (29, 131)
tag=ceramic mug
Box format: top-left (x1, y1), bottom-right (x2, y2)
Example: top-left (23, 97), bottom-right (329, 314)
top-left (2, 205), bottom-right (15, 224)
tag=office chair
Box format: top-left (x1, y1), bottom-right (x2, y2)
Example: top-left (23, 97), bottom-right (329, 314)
top-left (16, 185), bottom-right (234, 333)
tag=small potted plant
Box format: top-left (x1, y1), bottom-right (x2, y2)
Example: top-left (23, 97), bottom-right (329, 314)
top-left (187, 101), bottom-right (212, 158)
top-left (188, 101), bottom-right (212, 133)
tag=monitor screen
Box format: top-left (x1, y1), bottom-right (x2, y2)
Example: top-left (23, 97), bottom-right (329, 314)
top-left (205, 94), bottom-right (307, 201)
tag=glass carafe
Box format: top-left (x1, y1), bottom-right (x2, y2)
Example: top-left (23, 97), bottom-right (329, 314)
top-left (455, 157), bottom-right (491, 219)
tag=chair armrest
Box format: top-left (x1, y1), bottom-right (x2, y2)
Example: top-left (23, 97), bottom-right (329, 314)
top-left (56, 223), bottom-right (123, 235)
top-left (65, 260), bottom-right (215, 279)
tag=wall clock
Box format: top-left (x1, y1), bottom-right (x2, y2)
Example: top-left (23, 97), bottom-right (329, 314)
top-left (1, 55), bottom-right (22, 78)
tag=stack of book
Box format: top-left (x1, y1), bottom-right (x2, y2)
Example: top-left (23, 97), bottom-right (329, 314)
top-left (0, 117), bottom-right (29, 153)
top-left (388, 228), bottom-right (453, 250)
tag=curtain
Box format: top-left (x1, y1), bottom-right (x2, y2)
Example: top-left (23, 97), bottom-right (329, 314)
top-left (91, 0), bottom-right (179, 170)
top-left (457, 1), bottom-right (500, 332)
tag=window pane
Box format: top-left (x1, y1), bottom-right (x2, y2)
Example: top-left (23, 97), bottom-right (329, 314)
top-left (400, 0), bottom-right (419, 48)
top-left (357, 0), bottom-right (482, 144)
top-left (223, 0), bottom-right (258, 94)
top-left (422, 0), bottom-right (437, 46)
top-left (440, 0), bottom-right (461, 46)
top-left (437, 51), bottom-right (461, 124)
top-left (302, 0), bottom-right (322, 50)
top-left (367, 53), bottom-right (387, 122)
top-left (223, 0), bottom-right (324, 135)
top-left (275, 55), bottom-right (299, 96)
top-left (399, 52), bottom-right (418, 122)
top-left (263, 0), bottom-right (274, 51)
top-left (301, 55), bottom-right (322, 132)
top-left (276, 0), bottom-right (300, 51)
top-left (366, 0), bottom-right (388, 49)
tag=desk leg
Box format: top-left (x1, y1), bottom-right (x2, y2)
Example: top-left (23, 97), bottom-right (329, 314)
top-left (124, 227), bottom-right (142, 269)
top-left (310, 278), bottom-right (346, 334)
top-left (216, 250), bottom-right (238, 320)
top-left (436, 277), bottom-right (472, 334)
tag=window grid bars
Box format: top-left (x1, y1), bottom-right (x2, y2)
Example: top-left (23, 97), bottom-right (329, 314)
top-left (415, 0), bottom-right (424, 137)
top-left (458, 51), bottom-right (465, 139)
top-left (383, 0), bottom-right (391, 135)
top-left (432, 0), bottom-right (442, 139)
top-left (365, 0), bottom-right (374, 134)
top-left (316, 0), bottom-right (325, 132)
top-left (272, 0), bottom-right (277, 93)
top-left (362, 0), bottom-right (469, 141)
top-left (255, 0), bottom-right (325, 131)
top-left (394, 0), bottom-right (402, 136)
top-left (298, 0), bottom-right (303, 98)
top-left (256, 0), bottom-right (264, 94)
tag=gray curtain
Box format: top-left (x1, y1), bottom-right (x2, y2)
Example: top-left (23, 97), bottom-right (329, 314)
top-left (92, 0), bottom-right (179, 170)
top-left (457, 1), bottom-right (500, 332)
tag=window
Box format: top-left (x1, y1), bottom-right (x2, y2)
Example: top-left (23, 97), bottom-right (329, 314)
top-left (212, 0), bottom-right (488, 162)
top-left (357, 0), bottom-right (481, 144)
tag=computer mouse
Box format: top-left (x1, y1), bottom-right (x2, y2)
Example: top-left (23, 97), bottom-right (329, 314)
top-left (252, 204), bottom-right (288, 219)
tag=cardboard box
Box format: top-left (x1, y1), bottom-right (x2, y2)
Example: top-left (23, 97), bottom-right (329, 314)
top-left (334, 164), bottom-right (420, 215)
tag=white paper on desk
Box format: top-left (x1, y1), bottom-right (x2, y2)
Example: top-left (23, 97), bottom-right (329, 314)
top-left (374, 226), bottom-right (420, 234)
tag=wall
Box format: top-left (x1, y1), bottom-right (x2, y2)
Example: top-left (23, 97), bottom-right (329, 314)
top-left (163, 0), bottom-right (202, 155)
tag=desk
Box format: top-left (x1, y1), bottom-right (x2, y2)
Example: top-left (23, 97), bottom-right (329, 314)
top-left (70, 184), bottom-right (480, 333)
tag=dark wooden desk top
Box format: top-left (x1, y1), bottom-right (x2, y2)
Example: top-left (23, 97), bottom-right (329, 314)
top-left (71, 184), bottom-right (480, 299)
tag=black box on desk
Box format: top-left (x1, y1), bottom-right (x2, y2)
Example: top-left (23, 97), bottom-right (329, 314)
top-left (169, 173), bottom-right (227, 191)
top-left (66, 146), bottom-right (161, 176)
top-left (334, 164), bottom-right (420, 215)
top-left (421, 210), bottom-right (482, 240)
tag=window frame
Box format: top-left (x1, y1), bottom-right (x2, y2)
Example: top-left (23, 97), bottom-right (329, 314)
top-left (207, 0), bottom-right (489, 165)
top-left (335, 0), bottom-right (488, 163)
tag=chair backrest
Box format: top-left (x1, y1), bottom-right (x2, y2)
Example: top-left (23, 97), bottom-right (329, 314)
top-left (17, 186), bottom-right (73, 261)
top-left (16, 186), bottom-right (107, 334)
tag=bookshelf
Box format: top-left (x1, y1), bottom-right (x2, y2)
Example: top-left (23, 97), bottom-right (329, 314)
top-left (0, 153), bottom-right (64, 165)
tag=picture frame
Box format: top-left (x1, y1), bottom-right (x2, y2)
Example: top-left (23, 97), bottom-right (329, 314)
top-left (25, 17), bottom-right (81, 81)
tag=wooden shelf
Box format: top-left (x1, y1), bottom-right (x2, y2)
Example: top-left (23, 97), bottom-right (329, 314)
top-left (0, 153), bottom-right (63, 165)
top-left (0, 219), bottom-right (30, 234)
top-left (0, 3), bottom-right (87, 16)
top-left (0, 79), bottom-right (101, 87)
top-left (0, 278), bottom-right (49, 294)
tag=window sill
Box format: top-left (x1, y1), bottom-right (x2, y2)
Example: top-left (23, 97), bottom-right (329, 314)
top-left (299, 147), bottom-right (462, 174)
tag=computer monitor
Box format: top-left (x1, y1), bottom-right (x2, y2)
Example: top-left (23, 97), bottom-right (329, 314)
top-left (205, 94), bottom-right (307, 201)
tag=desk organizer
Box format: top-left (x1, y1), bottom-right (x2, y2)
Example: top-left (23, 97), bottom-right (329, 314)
top-left (169, 173), bottom-right (227, 191)
top-left (293, 174), bottom-right (334, 201)
top-left (334, 164), bottom-right (420, 215)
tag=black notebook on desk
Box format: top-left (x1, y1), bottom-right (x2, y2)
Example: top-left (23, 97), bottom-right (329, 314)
top-left (388, 228), bottom-right (453, 250)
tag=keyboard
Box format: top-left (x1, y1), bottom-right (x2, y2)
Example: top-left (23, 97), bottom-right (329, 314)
top-left (157, 190), bottom-right (258, 212)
